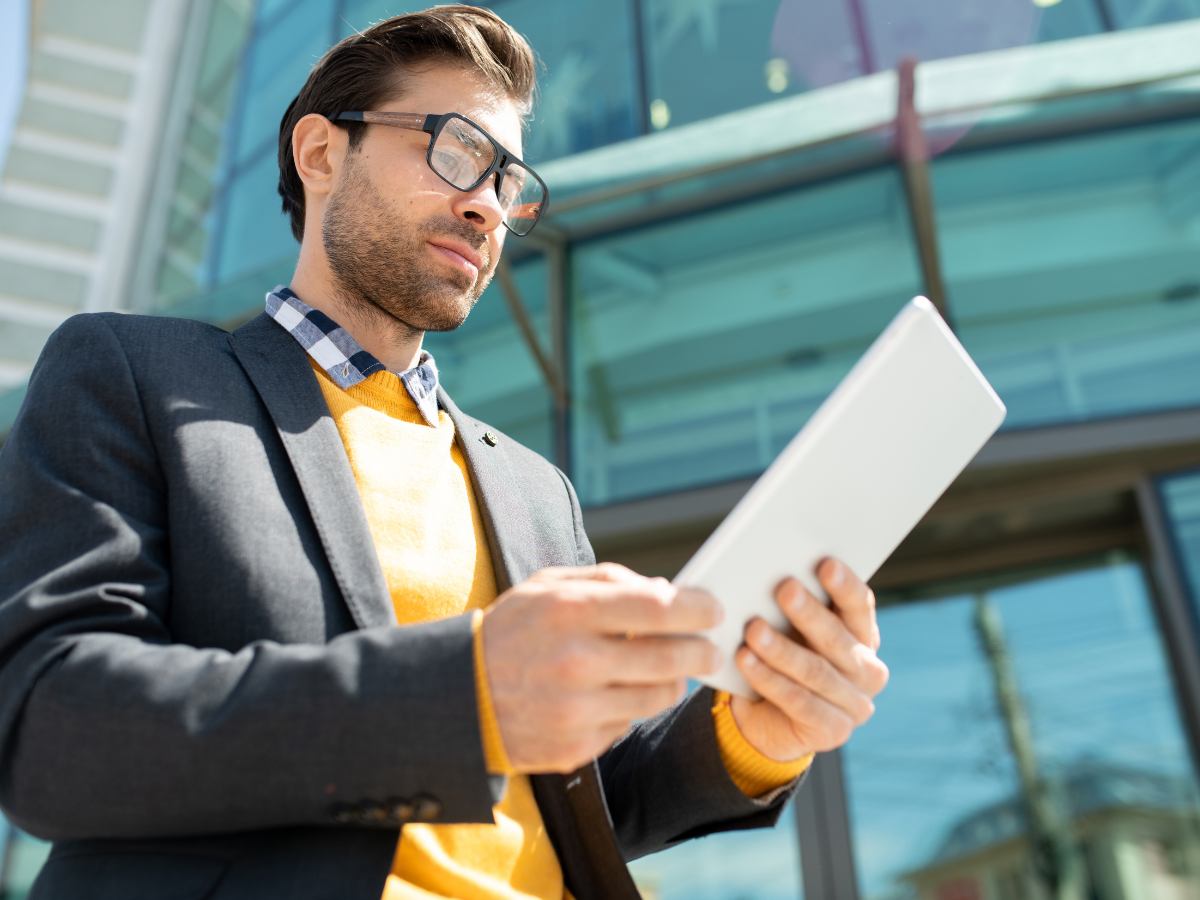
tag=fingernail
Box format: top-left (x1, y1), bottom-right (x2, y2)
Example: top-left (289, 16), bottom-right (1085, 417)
top-left (742, 650), bottom-right (759, 668)
top-left (827, 560), bottom-right (844, 587)
top-left (753, 622), bottom-right (774, 648)
top-left (787, 585), bottom-right (807, 609)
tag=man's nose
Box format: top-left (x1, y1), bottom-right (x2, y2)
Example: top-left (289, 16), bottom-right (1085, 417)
top-left (452, 176), bottom-right (505, 234)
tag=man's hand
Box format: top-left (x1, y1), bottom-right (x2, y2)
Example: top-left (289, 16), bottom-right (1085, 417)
top-left (482, 563), bottom-right (724, 774)
top-left (730, 558), bottom-right (888, 761)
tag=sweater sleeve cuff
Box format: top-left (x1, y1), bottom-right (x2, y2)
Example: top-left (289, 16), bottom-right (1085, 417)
top-left (711, 690), bottom-right (813, 797)
top-left (472, 610), bottom-right (514, 775)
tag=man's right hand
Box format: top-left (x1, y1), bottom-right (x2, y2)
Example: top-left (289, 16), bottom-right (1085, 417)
top-left (481, 563), bottom-right (724, 774)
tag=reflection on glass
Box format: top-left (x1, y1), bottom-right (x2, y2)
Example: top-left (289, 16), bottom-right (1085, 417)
top-left (629, 795), bottom-right (803, 900)
top-left (643, 0), bottom-right (826, 130)
top-left (844, 553), bottom-right (1200, 899)
top-left (570, 168), bottom-right (921, 506)
top-left (214, 152), bottom-right (298, 287)
top-left (860, 0), bottom-right (1101, 73)
top-left (1106, 0), bottom-right (1200, 29)
top-left (1160, 468), bottom-right (1200, 629)
top-left (233, 0), bottom-right (332, 168)
top-left (145, 0), bottom-right (253, 313)
top-left (424, 256), bottom-right (555, 462)
top-left (934, 119), bottom-right (1200, 428)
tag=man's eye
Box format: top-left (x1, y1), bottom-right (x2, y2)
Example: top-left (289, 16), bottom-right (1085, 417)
top-left (432, 149), bottom-right (475, 182)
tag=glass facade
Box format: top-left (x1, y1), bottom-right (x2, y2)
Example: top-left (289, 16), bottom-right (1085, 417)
top-left (844, 554), bottom-right (1200, 899)
top-left (935, 120), bottom-right (1200, 430)
top-left (629, 796), bottom-right (804, 899)
top-left (6, 1), bottom-right (1200, 897)
top-left (569, 168), bottom-right (921, 506)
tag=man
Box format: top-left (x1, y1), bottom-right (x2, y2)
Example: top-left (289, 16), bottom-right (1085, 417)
top-left (0, 7), bottom-right (888, 899)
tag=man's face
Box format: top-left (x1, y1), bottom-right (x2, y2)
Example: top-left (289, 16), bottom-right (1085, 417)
top-left (322, 63), bottom-right (525, 333)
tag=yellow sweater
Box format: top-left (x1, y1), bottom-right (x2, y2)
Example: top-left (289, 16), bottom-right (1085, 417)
top-left (311, 362), bottom-right (810, 900)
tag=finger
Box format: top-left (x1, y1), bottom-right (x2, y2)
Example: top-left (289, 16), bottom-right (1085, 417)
top-left (580, 583), bottom-right (724, 635)
top-left (818, 558), bottom-right (881, 651)
top-left (594, 681), bottom-right (688, 728)
top-left (531, 562), bottom-right (642, 584)
top-left (775, 579), bottom-right (889, 695)
top-left (738, 648), bottom-right (857, 751)
top-left (744, 618), bottom-right (874, 722)
top-left (600, 635), bottom-right (722, 684)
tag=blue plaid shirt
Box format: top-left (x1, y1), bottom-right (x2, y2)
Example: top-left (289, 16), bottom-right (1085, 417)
top-left (265, 285), bottom-right (442, 427)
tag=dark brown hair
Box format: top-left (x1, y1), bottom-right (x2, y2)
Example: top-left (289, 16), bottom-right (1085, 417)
top-left (277, 5), bottom-right (537, 242)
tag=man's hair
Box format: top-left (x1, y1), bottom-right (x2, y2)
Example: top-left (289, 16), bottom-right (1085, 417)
top-left (277, 5), bottom-right (537, 242)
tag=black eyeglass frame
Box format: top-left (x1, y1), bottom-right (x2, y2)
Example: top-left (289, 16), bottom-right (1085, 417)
top-left (331, 110), bottom-right (549, 236)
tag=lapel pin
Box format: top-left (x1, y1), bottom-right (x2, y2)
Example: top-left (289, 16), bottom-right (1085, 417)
top-left (482, 431), bottom-right (498, 447)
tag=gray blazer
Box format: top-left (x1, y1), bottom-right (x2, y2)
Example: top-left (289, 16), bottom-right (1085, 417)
top-left (0, 312), bottom-right (795, 900)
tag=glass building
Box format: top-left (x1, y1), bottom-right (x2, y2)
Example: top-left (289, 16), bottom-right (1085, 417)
top-left (4, 0), bottom-right (1200, 897)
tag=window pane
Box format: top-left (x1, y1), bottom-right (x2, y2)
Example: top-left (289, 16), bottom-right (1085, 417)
top-left (862, 0), bottom-right (1102, 73)
top-left (233, 0), bottom-right (333, 169)
top-left (629, 792), bottom-right (803, 899)
top-left (1160, 468), bottom-right (1200, 630)
top-left (141, 0), bottom-right (254, 313)
top-left (500, 0), bottom-right (641, 162)
top-left (424, 255), bottom-right (555, 463)
top-left (844, 554), bottom-right (1200, 899)
top-left (569, 168), bottom-right (921, 506)
top-left (214, 152), bottom-right (298, 288)
top-left (642, 0), bottom-right (837, 131)
top-left (1107, 0), bottom-right (1200, 29)
top-left (933, 119), bottom-right (1200, 429)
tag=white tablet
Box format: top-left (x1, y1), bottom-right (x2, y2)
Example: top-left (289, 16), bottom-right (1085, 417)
top-left (674, 297), bottom-right (1006, 697)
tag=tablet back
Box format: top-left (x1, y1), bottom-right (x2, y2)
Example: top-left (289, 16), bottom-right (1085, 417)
top-left (674, 296), bottom-right (1006, 697)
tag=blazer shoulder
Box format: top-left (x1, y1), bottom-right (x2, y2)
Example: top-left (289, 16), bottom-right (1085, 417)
top-left (43, 312), bottom-right (237, 374)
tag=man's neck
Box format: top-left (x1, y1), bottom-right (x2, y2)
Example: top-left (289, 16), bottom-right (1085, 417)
top-left (289, 262), bottom-right (426, 374)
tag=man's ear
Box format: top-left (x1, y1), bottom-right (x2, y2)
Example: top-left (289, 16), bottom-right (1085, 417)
top-left (292, 113), bottom-right (345, 200)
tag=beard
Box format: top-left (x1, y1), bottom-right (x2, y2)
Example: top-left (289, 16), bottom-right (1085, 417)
top-left (321, 153), bottom-right (494, 334)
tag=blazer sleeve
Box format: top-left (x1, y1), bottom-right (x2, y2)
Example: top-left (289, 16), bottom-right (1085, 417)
top-left (0, 316), bottom-right (499, 841)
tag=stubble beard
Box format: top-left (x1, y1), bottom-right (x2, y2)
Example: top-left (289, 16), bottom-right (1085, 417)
top-left (322, 154), bottom-right (494, 337)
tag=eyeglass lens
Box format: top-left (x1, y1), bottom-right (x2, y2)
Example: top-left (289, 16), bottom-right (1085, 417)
top-left (431, 116), bottom-right (543, 235)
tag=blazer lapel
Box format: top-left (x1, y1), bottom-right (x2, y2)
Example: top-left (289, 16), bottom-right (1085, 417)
top-left (230, 313), bottom-right (394, 631)
top-left (438, 387), bottom-right (541, 593)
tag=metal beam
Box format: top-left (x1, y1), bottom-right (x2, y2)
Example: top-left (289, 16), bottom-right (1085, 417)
top-left (895, 57), bottom-right (950, 322)
top-left (495, 258), bottom-right (568, 413)
top-left (796, 751), bottom-right (861, 900)
top-left (1134, 477), bottom-right (1200, 780)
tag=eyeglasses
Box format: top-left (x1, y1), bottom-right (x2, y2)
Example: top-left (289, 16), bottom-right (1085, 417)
top-left (331, 111), bottom-right (548, 236)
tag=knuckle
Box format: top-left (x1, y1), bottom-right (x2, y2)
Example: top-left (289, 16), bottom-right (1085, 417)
top-left (596, 561), bottom-right (632, 581)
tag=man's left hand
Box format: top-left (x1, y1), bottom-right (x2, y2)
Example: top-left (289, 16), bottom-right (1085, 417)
top-left (730, 557), bottom-right (889, 762)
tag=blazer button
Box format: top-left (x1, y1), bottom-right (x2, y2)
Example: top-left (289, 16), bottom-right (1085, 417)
top-left (388, 798), bottom-right (415, 823)
top-left (413, 794), bottom-right (442, 822)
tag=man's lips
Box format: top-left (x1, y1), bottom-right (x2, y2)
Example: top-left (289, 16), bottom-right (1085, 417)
top-left (427, 239), bottom-right (484, 277)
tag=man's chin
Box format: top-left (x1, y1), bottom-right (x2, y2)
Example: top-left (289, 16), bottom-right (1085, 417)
top-left (397, 293), bottom-right (479, 334)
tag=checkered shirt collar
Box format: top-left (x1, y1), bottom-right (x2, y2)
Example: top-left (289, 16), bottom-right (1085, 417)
top-left (265, 286), bottom-right (442, 427)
